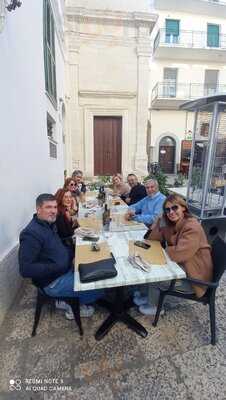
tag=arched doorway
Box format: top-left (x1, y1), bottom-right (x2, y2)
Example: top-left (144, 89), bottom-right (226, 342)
top-left (159, 136), bottom-right (175, 173)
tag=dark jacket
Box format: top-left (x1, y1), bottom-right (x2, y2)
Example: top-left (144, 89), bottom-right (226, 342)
top-left (128, 183), bottom-right (147, 205)
top-left (19, 215), bottom-right (72, 288)
top-left (56, 212), bottom-right (79, 253)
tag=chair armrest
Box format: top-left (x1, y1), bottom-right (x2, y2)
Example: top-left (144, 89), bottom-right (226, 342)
top-left (182, 277), bottom-right (218, 288)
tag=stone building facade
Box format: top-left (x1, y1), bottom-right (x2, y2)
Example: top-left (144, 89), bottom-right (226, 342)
top-left (65, 0), bottom-right (157, 177)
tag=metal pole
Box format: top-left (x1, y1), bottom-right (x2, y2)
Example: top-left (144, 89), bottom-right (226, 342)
top-left (187, 111), bottom-right (198, 202)
top-left (200, 102), bottom-right (219, 219)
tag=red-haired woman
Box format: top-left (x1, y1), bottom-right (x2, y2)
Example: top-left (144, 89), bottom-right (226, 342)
top-left (63, 177), bottom-right (79, 210)
top-left (55, 189), bottom-right (79, 254)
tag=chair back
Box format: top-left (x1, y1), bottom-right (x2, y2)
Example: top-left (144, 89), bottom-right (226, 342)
top-left (211, 236), bottom-right (226, 283)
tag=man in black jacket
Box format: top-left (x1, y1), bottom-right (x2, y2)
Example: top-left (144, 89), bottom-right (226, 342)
top-left (19, 193), bottom-right (103, 318)
top-left (125, 174), bottom-right (147, 205)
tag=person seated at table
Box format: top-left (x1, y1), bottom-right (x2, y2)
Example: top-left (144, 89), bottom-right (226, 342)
top-left (125, 179), bottom-right (165, 226)
top-left (55, 188), bottom-right (79, 255)
top-left (19, 193), bottom-right (104, 319)
top-left (136, 194), bottom-right (213, 315)
top-left (125, 173), bottom-right (147, 205)
top-left (63, 177), bottom-right (79, 212)
top-left (72, 170), bottom-right (87, 198)
top-left (112, 173), bottom-right (130, 202)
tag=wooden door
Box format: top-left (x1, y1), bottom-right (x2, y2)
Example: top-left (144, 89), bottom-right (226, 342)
top-left (94, 116), bottom-right (122, 176)
top-left (159, 136), bottom-right (175, 174)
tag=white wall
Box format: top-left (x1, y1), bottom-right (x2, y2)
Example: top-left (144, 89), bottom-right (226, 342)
top-left (150, 60), bottom-right (226, 89)
top-left (0, 0), bottom-right (65, 260)
top-left (66, 0), bottom-right (152, 13)
top-left (157, 11), bottom-right (226, 35)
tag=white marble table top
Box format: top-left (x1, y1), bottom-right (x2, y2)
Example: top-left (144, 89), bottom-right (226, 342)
top-left (74, 230), bottom-right (186, 292)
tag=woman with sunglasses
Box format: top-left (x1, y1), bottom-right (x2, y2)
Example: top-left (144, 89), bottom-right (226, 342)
top-left (63, 177), bottom-right (79, 210)
top-left (136, 194), bottom-right (213, 316)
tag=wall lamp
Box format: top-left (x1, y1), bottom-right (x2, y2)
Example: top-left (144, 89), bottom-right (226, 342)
top-left (6, 0), bottom-right (22, 12)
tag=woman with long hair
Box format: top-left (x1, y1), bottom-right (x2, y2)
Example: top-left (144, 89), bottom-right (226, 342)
top-left (55, 189), bottom-right (79, 253)
top-left (63, 177), bottom-right (79, 211)
top-left (135, 194), bottom-right (213, 315)
top-left (112, 173), bottom-right (130, 202)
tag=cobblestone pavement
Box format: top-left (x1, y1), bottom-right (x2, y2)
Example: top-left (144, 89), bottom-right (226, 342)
top-left (0, 275), bottom-right (226, 400)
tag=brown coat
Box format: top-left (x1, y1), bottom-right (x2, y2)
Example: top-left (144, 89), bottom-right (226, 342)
top-left (149, 217), bottom-right (213, 297)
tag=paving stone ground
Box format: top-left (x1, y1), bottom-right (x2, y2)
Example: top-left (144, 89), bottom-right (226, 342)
top-left (0, 275), bottom-right (226, 400)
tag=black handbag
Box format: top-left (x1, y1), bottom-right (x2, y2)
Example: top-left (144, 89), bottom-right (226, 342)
top-left (78, 255), bottom-right (117, 283)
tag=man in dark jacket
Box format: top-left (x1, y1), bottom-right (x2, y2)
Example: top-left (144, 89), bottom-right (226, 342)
top-left (19, 193), bottom-right (103, 318)
top-left (125, 174), bottom-right (147, 205)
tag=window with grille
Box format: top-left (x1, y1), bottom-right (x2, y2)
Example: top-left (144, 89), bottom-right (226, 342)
top-left (43, 0), bottom-right (57, 105)
top-left (47, 114), bottom-right (57, 159)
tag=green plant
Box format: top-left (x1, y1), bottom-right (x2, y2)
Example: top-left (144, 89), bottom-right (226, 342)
top-left (144, 169), bottom-right (169, 196)
top-left (88, 175), bottom-right (112, 191)
top-left (174, 173), bottom-right (186, 187)
top-left (98, 175), bottom-right (111, 185)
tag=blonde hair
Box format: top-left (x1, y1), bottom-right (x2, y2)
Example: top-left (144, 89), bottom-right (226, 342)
top-left (112, 173), bottom-right (123, 183)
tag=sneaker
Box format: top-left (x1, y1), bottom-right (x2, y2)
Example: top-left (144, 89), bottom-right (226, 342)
top-left (139, 304), bottom-right (165, 316)
top-left (55, 300), bottom-right (69, 311)
top-left (65, 305), bottom-right (95, 320)
top-left (133, 296), bottom-right (148, 306)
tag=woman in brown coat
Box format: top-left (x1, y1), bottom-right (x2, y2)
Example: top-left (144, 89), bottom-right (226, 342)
top-left (137, 194), bottom-right (213, 315)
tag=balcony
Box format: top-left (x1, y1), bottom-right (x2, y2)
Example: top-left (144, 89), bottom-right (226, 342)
top-left (151, 82), bottom-right (226, 109)
top-left (153, 29), bottom-right (226, 62)
top-left (154, 0), bottom-right (226, 17)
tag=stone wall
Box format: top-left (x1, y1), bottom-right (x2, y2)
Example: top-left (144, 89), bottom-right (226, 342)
top-left (0, 247), bottom-right (22, 326)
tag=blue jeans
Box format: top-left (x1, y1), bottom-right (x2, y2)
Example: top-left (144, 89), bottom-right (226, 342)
top-left (43, 270), bottom-right (104, 305)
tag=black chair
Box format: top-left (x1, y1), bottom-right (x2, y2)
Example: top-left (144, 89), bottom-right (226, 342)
top-left (31, 288), bottom-right (83, 337)
top-left (153, 236), bottom-right (226, 345)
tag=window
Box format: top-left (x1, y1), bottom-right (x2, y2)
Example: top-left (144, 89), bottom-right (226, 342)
top-left (43, 0), bottom-right (57, 104)
top-left (47, 114), bottom-right (57, 159)
top-left (200, 123), bottom-right (209, 138)
top-left (165, 19), bottom-right (180, 44)
top-left (204, 70), bottom-right (219, 96)
top-left (207, 24), bottom-right (219, 47)
top-left (163, 68), bottom-right (177, 98)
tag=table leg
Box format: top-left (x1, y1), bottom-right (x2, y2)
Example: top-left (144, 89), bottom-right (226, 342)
top-left (95, 286), bottom-right (148, 341)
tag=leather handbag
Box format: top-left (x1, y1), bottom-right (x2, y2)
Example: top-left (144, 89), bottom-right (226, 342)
top-left (78, 255), bottom-right (117, 283)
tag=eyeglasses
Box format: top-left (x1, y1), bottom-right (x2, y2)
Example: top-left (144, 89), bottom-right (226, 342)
top-left (164, 205), bottom-right (179, 214)
top-left (69, 183), bottom-right (76, 187)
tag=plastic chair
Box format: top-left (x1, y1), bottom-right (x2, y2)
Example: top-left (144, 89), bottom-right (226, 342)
top-left (153, 236), bottom-right (226, 345)
top-left (31, 288), bottom-right (83, 337)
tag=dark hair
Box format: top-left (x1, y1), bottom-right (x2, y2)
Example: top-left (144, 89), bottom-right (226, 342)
top-left (163, 194), bottom-right (192, 225)
top-left (36, 193), bottom-right (55, 207)
top-left (127, 173), bottom-right (137, 178)
top-left (72, 170), bottom-right (83, 177)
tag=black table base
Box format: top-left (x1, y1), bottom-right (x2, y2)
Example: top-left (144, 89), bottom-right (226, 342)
top-left (95, 286), bottom-right (148, 341)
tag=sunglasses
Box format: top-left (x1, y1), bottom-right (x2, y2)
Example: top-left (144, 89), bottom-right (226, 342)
top-left (69, 183), bottom-right (76, 186)
top-left (164, 205), bottom-right (179, 214)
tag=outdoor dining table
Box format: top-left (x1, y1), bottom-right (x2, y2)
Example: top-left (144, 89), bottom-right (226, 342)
top-left (74, 209), bottom-right (186, 340)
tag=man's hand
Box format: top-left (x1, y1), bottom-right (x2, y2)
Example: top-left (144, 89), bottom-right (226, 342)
top-left (124, 209), bottom-right (135, 221)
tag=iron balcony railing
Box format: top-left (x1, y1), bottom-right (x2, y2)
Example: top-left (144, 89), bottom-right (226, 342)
top-left (154, 29), bottom-right (226, 52)
top-left (152, 82), bottom-right (226, 102)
